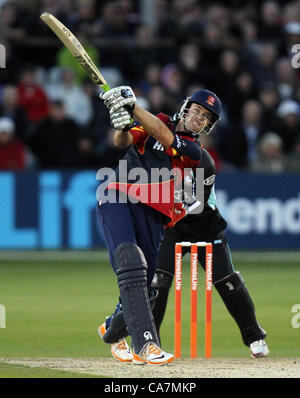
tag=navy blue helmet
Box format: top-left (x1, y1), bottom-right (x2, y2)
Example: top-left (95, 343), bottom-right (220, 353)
top-left (177, 89), bottom-right (222, 137)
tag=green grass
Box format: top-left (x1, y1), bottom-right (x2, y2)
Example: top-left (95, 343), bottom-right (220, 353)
top-left (0, 363), bottom-right (101, 378)
top-left (0, 253), bottom-right (299, 361)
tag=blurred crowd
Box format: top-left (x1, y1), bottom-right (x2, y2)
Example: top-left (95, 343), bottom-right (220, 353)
top-left (1, 0), bottom-right (300, 173)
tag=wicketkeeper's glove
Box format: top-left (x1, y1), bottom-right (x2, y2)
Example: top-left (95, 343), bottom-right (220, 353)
top-left (100, 86), bottom-right (137, 113)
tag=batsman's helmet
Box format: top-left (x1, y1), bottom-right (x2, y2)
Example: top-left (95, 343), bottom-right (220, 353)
top-left (178, 89), bottom-right (222, 137)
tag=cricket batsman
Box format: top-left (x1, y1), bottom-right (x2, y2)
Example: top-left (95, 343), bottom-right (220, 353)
top-left (97, 87), bottom-right (222, 364)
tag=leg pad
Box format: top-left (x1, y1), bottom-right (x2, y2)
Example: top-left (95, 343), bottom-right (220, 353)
top-left (214, 272), bottom-right (266, 346)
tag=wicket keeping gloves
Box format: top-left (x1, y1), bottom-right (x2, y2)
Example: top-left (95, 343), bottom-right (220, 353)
top-left (100, 86), bottom-right (137, 113)
top-left (109, 107), bottom-right (133, 131)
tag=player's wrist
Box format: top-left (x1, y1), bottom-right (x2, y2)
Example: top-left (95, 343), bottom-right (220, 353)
top-left (122, 122), bottom-right (134, 132)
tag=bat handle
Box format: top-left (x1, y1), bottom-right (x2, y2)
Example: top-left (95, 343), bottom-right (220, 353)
top-left (100, 84), bottom-right (134, 125)
top-left (101, 83), bottom-right (111, 92)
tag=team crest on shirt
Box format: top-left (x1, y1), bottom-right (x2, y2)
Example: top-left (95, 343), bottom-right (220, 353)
top-left (206, 96), bottom-right (216, 107)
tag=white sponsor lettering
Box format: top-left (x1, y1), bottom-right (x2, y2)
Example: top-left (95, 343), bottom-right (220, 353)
top-left (206, 254), bottom-right (213, 291)
top-left (216, 191), bottom-right (300, 234)
top-left (175, 253), bottom-right (182, 291)
top-left (153, 141), bottom-right (164, 151)
top-left (191, 253), bottom-right (198, 291)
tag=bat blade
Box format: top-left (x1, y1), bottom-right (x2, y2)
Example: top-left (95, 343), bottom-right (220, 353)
top-left (40, 12), bottom-right (110, 92)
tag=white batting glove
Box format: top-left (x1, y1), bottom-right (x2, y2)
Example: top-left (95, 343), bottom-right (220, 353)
top-left (100, 86), bottom-right (137, 113)
top-left (110, 107), bottom-right (133, 131)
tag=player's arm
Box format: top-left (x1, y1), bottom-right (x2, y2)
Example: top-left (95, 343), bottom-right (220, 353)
top-left (113, 130), bottom-right (133, 148)
top-left (101, 86), bottom-right (202, 160)
top-left (132, 104), bottom-right (174, 148)
top-left (100, 86), bottom-right (174, 148)
top-left (132, 106), bottom-right (203, 160)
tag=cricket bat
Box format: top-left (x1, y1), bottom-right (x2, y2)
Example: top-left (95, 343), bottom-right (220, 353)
top-left (40, 12), bottom-right (111, 92)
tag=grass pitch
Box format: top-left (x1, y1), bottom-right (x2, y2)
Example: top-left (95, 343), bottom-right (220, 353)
top-left (0, 251), bottom-right (299, 365)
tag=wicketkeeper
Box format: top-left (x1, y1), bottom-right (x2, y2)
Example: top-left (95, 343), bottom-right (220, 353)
top-left (151, 148), bottom-right (269, 358)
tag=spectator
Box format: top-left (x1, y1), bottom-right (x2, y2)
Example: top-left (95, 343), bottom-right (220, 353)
top-left (0, 2), bottom-right (26, 44)
top-left (252, 132), bottom-right (286, 173)
top-left (0, 35), bottom-right (20, 84)
top-left (127, 25), bottom-right (161, 82)
top-left (45, 67), bottom-right (92, 127)
top-left (286, 136), bottom-right (300, 172)
top-left (249, 42), bottom-right (278, 89)
top-left (200, 23), bottom-right (224, 70)
top-left (0, 85), bottom-right (29, 142)
top-left (1, 0), bottom-right (300, 173)
top-left (258, 82), bottom-right (280, 133)
top-left (282, 2), bottom-right (300, 25)
top-left (138, 63), bottom-right (162, 95)
top-left (157, 0), bottom-right (202, 41)
top-left (161, 63), bottom-right (185, 112)
top-left (39, 0), bottom-right (72, 19)
top-left (170, 0), bottom-right (203, 42)
top-left (225, 100), bottom-right (263, 169)
top-left (27, 100), bottom-right (94, 169)
top-left (280, 22), bottom-right (300, 58)
top-left (178, 43), bottom-right (213, 88)
top-left (0, 117), bottom-right (25, 170)
top-left (178, 43), bottom-right (200, 85)
top-left (93, 126), bottom-right (127, 169)
top-left (257, 1), bottom-right (283, 42)
top-left (99, 0), bottom-right (138, 38)
top-left (68, 0), bottom-right (101, 36)
top-left (275, 58), bottom-right (296, 99)
top-left (147, 85), bottom-right (173, 115)
top-left (155, 0), bottom-right (169, 30)
top-left (23, 1), bottom-right (70, 37)
top-left (118, 0), bottom-right (140, 25)
top-left (276, 99), bottom-right (300, 152)
top-left (225, 24), bottom-right (244, 53)
top-left (206, 4), bottom-right (231, 35)
top-left (17, 67), bottom-right (49, 123)
top-left (214, 50), bottom-right (240, 111)
top-left (241, 19), bottom-right (258, 52)
top-left (82, 79), bottom-right (110, 148)
top-left (227, 70), bottom-right (258, 122)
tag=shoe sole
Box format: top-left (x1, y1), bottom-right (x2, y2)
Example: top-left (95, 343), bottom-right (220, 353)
top-left (146, 356), bottom-right (175, 366)
top-left (132, 353), bottom-right (175, 366)
top-left (251, 349), bottom-right (270, 358)
top-left (132, 358), bottom-right (146, 365)
top-left (112, 351), bottom-right (133, 363)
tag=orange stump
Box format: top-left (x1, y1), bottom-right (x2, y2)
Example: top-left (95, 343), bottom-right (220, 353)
top-left (174, 242), bottom-right (213, 359)
top-left (174, 243), bottom-right (182, 358)
top-left (205, 243), bottom-right (213, 358)
top-left (190, 244), bottom-right (198, 358)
